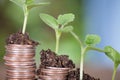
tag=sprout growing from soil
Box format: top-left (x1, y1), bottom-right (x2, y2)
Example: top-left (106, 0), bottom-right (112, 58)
top-left (10, 0), bottom-right (49, 34)
top-left (70, 33), bottom-right (105, 80)
top-left (40, 13), bottom-right (120, 80)
top-left (104, 46), bottom-right (120, 80)
top-left (40, 13), bottom-right (75, 53)
top-left (71, 33), bottom-right (120, 80)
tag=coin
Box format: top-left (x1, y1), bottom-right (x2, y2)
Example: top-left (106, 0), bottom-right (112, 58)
top-left (4, 45), bottom-right (36, 80)
top-left (39, 67), bottom-right (70, 80)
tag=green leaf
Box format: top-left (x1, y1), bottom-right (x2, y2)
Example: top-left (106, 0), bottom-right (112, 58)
top-left (59, 26), bottom-right (73, 33)
top-left (57, 13), bottom-right (75, 26)
top-left (27, 2), bottom-right (50, 10)
top-left (40, 13), bottom-right (59, 29)
top-left (10, 0), bottom-right (50, 11)
top-left (104, 46), bottom-right (120, 64)
top-left (25, 0), bottom-right (34, 5)
top-left (10, 0), bottom-right (25, 8)
top-left (104, 46), bottom-right (116, 61)
top-left (85, 34), bottom-right (101, 46)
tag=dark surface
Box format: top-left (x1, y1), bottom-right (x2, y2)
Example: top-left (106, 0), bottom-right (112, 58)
top-left (6, 31), bottom-right (39, 46)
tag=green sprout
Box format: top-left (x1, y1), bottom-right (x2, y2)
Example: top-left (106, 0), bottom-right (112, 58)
top-left (71, 33), bottom-right (105, 80)
top-left (10, 0), bottom-right (49, 34)
top-left (71, 33), bottom-right (120, 80)
top-left (40, 13), bottom-right (75, 53)
top-left (104, 46), bottom-right (120, 80)
top-left (40, 13), bottom-right (120, 80)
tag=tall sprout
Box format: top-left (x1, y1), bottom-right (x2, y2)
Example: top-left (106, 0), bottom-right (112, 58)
top-left (10, 0), bottom-right (49, 34)
top-left (40, 13), bottom-right (74, 53)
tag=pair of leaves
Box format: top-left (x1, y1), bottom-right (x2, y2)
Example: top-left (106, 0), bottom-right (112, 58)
top-left (40, 13), bottom-right (75, 33)
top-left (10, 0), bottom-right (49, 11)
top-left (104, 46), bottom-right (120, 64)
top-left (85, 34), bottom-right (101, 46)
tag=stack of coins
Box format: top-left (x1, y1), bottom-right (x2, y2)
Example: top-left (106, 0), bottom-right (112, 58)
top-left (39, 67), bottom-right (70, 80)
top-left (4, 44), bottom-right (36, 80)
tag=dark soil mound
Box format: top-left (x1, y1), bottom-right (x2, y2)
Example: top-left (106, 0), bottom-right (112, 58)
top-left (39, 49), bottom-right (75, 69)
top-left (6, 31), bottom-right (39, 46)
top-left (37, 49), bottom-right (100, 80)
top-left (67, 68), bottom-right (100, 80)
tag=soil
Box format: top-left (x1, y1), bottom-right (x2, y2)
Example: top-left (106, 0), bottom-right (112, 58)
top-left (39, 49), bottom-right (75, 69)
top-left (6, 31), bottom-right (39, 46)
top-left (67, 68), bottom-right (100, 80)
top-left (37, 49), bottom-right (100, 80)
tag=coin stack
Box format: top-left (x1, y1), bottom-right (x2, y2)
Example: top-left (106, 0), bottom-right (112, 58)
top-left (39, 67), bottom-right (70, 80)
top-left (4, 44), bottom-right (36, 80)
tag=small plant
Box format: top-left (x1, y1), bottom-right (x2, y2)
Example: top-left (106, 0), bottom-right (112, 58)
top-left (10, 0), bottom-right (49, 34)
top-left (70, 33), bottom-right (105, 80)
top-left (104, 46), bottom-right (120, 80)
top-left (40, 13), bottom-right (75, 53)
top-left (40, 13), bottom-right (120, 80)
top-left (71, 31), bottom-right (120, 80)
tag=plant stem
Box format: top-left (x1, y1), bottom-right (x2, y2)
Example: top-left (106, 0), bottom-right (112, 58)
top-left (70, 31), bottom-right (85, 80)
top-left (80, 47), bottom-right (87, 80)
top-left (112, 63), bottom-right (118, 80)
top-left (55, 30), bottom-right (61, 53)
top-left (70, 31), bottom-right (83, 48)
top-left (22, 7), bottom-right (29, 34)
top-left (87, 46), bottom-right (105, 53)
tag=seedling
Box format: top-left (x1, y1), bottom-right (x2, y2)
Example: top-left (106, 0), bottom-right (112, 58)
top-left (40, 13), bottom-right (75, 53)
top-left (104, 46), bottom-right (120, 80)
top-left (71, 33), bottom-right (105, 80)
top-left (71, 33), bottom-right (120, 80)
top-left (40, 13), bottom-right (120, 80)
top-left (10, 0), bottom-right (49, 34)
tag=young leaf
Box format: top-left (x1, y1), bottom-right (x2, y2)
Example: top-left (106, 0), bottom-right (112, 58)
top-left (26, 0), bottom-right (34, 5)
top-left (27, 2), bottom-right (50, 10)
top-left (59, 26), bottom-right (73, 33)
top-left (10, 0), bottom-right (50, 11)
top-left (57, 13), bottom-right (75, 26)
top-left (10, 0), bottom-right (25, 8)
top-left (104, 46), bottom-right (120, 63)
top-left (40, 13), bottom-right (59, 29)
top-left (85, 34), bottom-right (101, 46)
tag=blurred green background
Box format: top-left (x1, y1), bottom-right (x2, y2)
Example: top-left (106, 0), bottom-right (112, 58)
top-left (0, 0), bottom-right (120, 80)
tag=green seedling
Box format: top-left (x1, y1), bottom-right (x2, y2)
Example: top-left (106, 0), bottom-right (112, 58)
top-left (10, 0), bottom-right (49, 34)
top-left (40, 13), bottom-right (120, 80)
top-left (40, 13), bottom-right (75, 53)
top-left (71, 33), bottom-right (120, 80)
top-left (104, 46), bottom-right (120, 80)
top-left (71, 33), bottom-right (105, 80)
